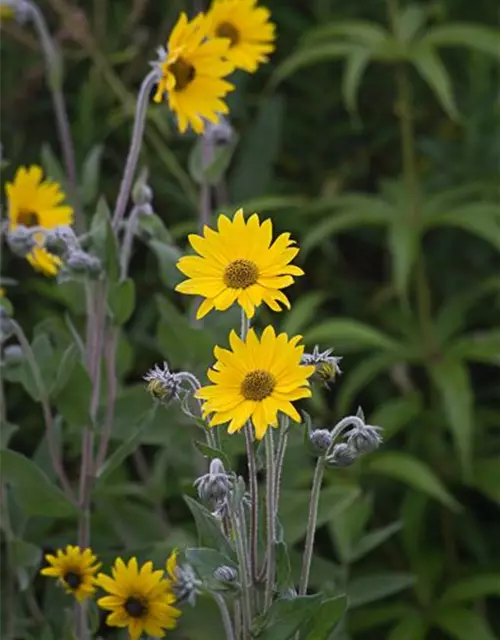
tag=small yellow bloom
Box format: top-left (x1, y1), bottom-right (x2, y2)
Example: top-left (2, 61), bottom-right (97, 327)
top-left (197, 326), bottom-right (315, 440)
top-left (40, 545), bottom-right (101, 602)
top-left (5, 165), bottom-right (73, 276)
top-left (206, 0), bottom-right (276, 72)
top-left (176, 209), bottom-right (304, 319)
top-left (0, 4), bottom-right (15, 21)
top-left (165, 549), bottom-right (178, 584)
top-left (97, 557), bottom-right (181, 640)
top-left (153, 12), bottom-right (235, 134)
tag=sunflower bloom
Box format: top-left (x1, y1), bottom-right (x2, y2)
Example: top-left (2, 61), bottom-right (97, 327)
top-left (40, 545), bottom-right (100, 602)
top-left (6, 165), bottom-right (73, 276)
top-left (97, 557), bottom-right (181, 640)
top-left (153, 12), bottom-right (235, 134)
top-left (196, 326), bottom-right (315, 439)
top-left (176, 209), bottom-right (304, 319)
top-left (207, 0), bottom-right (276, 72)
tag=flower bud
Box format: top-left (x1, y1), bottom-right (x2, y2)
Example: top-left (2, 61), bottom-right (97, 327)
top-left (301, 346), bottom-right (342, 389)
top-left (326, 443), bottom-right (358, 468)
top-left (346, 423), bottom-right (383, 454)
top-left (2, 343), bottom-right (23, 365)
top-left (144, 362), bottom-right (183, 405)
top-left (0, 307), bottom-right (15, 343)
top-left (6, 226), bottom-right (36, 257)
top-left (213, 565), bottom-right (238, 583)
top-left (309, 428), bottom-right (333, 454)
top-left (194, 458), bottom-right (233, 504)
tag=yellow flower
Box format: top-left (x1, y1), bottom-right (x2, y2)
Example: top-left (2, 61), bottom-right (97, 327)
top-left (153, 12), bottom-right (235, 134)
top-left (40, 545), bottom-right (101, 602)
top-left (165, 550), bottom-right (178, 584)
top-left (176, 209), bottom-right (304, 319)
top-left (6, 165), bottom-right (73, 276)
top-left (206, 0), bottom-right (276, 72)
top-left (97, 557), bottom-right (181, 640)
top-left (196, 326), bottom-right (315, 439)
top-left (0, 5), bottom-right (14, 20)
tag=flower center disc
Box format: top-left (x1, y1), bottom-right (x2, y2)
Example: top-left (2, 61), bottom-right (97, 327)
top-left (241, 369), bottom-right (275, 401)
top-left (124, 596), bottom-right (147, 618)
top-left (18, 210), bottom-right (39, 227)
top-left (64, 571), bottom-right (82, 590)
top-left (215, 21), bottom-right (240, 47)
top-left (224, 259), bottom-right (259, 289)
top-left (169, 58), bottom-right (196, 91)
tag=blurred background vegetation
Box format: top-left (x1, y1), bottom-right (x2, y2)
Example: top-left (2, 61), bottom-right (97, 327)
top-left (1, 0), bottom-right (499, 638)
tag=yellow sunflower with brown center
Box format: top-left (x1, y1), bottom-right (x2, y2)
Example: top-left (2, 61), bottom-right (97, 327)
top-left (176, 209), bottom-right (304, 319)
top-left (5, 165), bottom-right (73, 276)
top-left (206, 0), bottom-right (276, 72)
top-left (40, 545), bottom-right (101, 602)
top-left (153, 12), bottom-right (235, 134)
top-left (197, 326), bottom-right (315, 439)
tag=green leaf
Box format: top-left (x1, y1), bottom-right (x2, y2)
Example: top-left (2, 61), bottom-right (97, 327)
top-left (302, 208), bottom-right (393, 256)
top-left (252, 594), bottom-right (323, 640)
top-left (425, 205), bottom-right (500, 252)
top-left (369, 394), bottom-right (421, 440)
top-left (422, 24), bottom-right (500, 60)
top-left (50, 344), bottom-right (79, 397)
top-left (11, 539), bottom-right (42, 591)
top-left (272, 43), bottom-right (357, 85)
top-left (434, 607), bottom-right (497, 640)
top-left (348, 522), bottom-right (402, 562)
top-left (80, 144), bottom-right (103, 206)
top-left (108, 278), bottom-right (136, 325)
top-left (188, 136), bottom-right (239, 186)
top-left (395, 5), bottom-right (429, 43)
top-left (41, 144), bottom-right (67, 192)
top-left (54, 360), bottom-right (93, 429)
top-left (184, 496), bottom-right (233, 557)
top-left (185, 547), bottom-right (237, 586)
top-left (275, 541), bottom-right (292, 591)
top-left (387, 220), bottom-right (420, 298)
top-left (347, 572), bottom-right (415, 608)
top-left (440, 574), bottom-right (500, 604)
top-left (410, 44), bottom-right (459, 120)
top-left (281, 292), bottom-right (326, 336)
top-left (365, 452), bottom-right (460, 510)
top-left (387, 612), bottom-right (428, 640)
top-left (0, 422), bottom-right (18, 449)
top-left (148, 239), bottom-right (183, 288)
top-left (193, 441), bottom-right (231, 471)
top-left (304, 595), bottom-right (348, 640)
top-left (342, 48), bottom-right (372, 118)
top-left (230, 95), bottom-right (284, 201)
top-left (448, 331), bottom-right (500, 365)
top-left (90, 198), bottom-right (119, 281)
top-left (0, 449), bottom-right (76, 517)
top-left (305, 320), bottom-right (403, 353)
top-left (428, 358), bottom-right (474, 477)
top-left (96, 406), bottom-right (158, 486)
top-left (303, 21), bottom-right (389, 46)
top-left (473, 457), bottom-right (500, 504)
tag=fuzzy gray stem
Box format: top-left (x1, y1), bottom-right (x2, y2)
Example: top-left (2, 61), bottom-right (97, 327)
top-left (326, 415), bottom-right (365, 456)
top-left (274, 418), bottom-right (289, 513)
top-left (264, 430), bottom-right (276, 609)
top-left (298, 457), bottom-right (325, 596)
top-left (119, 205), bottom-right (142, 280)
top-left (94, 329), bottom-right (118, 471)
top-left (230, 511), bottom-right (252, 639)
top-left (11, 321), bottom-right (75, 502)
top-left (212, 592), bottom-right (236, 640)
top-left (112, 70), bottom-right (159, 230)
top-left (27, 1), bottom-right (82, 232)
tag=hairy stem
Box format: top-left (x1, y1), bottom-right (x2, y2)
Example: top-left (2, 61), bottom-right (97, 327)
top-left (298, 457), bottom-right (325, 595)
top-left (112, 70), bottom-right (159, 230)
top-left (94, 328), bottom-right (118, 472)
top-left (27, 1), bottom-right (82, 231)
top-left (230, 511), bottom-right (252, 639)
top-left (119, 205), bottom-right (142, 280)
top-left (212, 592), bottom-right (236, 640)
top-left (264, 430), bottom-right (276, 609)
top-left (274, 417), bottom-right (289, 511)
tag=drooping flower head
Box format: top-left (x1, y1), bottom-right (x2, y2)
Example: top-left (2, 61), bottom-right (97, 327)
top-left (96, 557), bottom-right (181, 640)
top-left (153, 12), bottom-right (235, 134)
top-left (196, 326), bottom-right (315, 439)
top-left (176, 209), bottom-right (304, 319)
top-left (40, 545), bottom-right (100, 602)
top-left (6, 165), bottom-right (74, 276)
top-left (206, 0), bottom-right (276, 72)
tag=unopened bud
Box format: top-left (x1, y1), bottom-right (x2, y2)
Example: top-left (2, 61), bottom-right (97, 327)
top-left (6, 226), bottom-right (36, 257)
top-left (213, 565), bottom-right (238, 583)
top-left (2, 343), bottom-right (23, 365)
top-left (309, 428), bottom-right (333, 454)
top-left (326, 443), bottom-right (358, 467)
top-left (302, 346), bottom-right (342, 389)
top-left (194, 458), bottom-right (233, 504)
top-left (144, 362), bottom-right (183, 405)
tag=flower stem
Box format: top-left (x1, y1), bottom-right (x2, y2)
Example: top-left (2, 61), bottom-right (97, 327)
top-left (26, 1), bottom-right (82, 232)
top-left (274, 417), bottom-right (289, 511)
top-left (264, 430), bottom-right (276, 609)
top-left (212, 592), bottom-right (236, 640)
top-left (298, 457), bottom-right (325, 595)
top-left (111, 70), bottom-right (159, 230)
top-left (230, 510), bottom-right (252, 639)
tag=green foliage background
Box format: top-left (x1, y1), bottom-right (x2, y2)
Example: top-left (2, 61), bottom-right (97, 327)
top-left (1, 0), bottom-right (499, 638)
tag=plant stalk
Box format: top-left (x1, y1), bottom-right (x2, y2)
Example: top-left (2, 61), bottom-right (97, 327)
top-left (264, 429), bottom-right (276, 609)
top-left (298, 457), bottom-right (325, 595)
top-left (212, 592), bottom-right (236, 640)
top-left (230, 511), bottom-right (252, 639)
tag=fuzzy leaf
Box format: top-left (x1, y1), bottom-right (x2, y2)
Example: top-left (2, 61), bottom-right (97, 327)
top-left (184, 496), bottom-right (233, 557)
top-left (252, 594), bottom-right (323, 639)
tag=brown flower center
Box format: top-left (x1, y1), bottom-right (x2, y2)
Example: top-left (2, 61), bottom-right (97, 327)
top-left (169, 57), bottom-right (196, 91)
top-left (215, 21), bottom-right (240, 47)
top-left (223, 259), bottom-right (259, 289)
top-left (64, 571), bottom-right (82, 590)
top-left (241, 369), bottom-right (275, 401)
top-left (18, 210), bottom-right (39, 227)
top-left (124, 596), bottom-right (148, 618)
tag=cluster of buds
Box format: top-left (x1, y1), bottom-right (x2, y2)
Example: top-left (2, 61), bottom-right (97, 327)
top-left (302, 345), bottom-right (342, 389)
top-left (143, 362), bottom-right (185, 406)
top-left (310, 407), bottom-right (383, 467)
top-left (194, 458), bottom-right (235, 521)
top-left (169, 562), bottom-right (201, 607)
